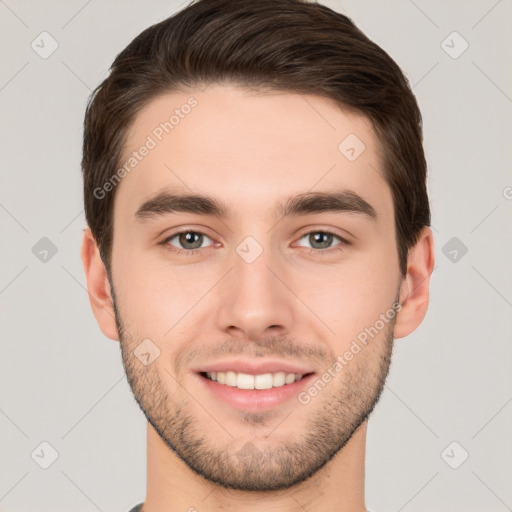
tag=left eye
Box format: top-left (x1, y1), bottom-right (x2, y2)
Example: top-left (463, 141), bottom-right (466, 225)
top-left (296, 231), bottom-right (344, 250)
top-left (165, 231), bottom-right (213, 251)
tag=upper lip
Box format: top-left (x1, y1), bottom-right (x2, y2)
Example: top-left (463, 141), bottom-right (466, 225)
top-left (194, 359), bottom-right (316, 375)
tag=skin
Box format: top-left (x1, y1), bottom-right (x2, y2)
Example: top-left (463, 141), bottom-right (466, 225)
top-left (82, 84), bottom-right (434, 512)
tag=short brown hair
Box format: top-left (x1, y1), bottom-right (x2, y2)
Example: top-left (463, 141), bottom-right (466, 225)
top-left (82, 0), bottom-right (430, 276)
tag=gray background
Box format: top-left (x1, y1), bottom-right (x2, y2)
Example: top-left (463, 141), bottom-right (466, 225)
top-left (1, 0), bottom-right (511, 511)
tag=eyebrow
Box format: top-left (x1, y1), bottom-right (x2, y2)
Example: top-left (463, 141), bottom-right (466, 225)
top-left (134, 189), bottom-right (377, 222)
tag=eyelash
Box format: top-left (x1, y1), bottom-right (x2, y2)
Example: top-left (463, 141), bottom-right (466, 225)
top-left (160, 229), bottom-right (350, 257)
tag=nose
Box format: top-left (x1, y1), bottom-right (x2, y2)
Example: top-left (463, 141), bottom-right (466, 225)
top-left (215, 246), bottom-right (296, 343)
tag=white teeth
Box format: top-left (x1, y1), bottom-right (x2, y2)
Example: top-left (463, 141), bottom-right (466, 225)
top-left (205, 370), bottom-right (307, 390)
top-left (254, 373), bottom-right (273, 389)
top-left (225, 371), bottom-right (237, 387)
top-left (237, 373), bottom-right (255, 389)
top-left (285, 373), bottom-right (296, 384)
top-left (272, 372), bottom-right (286, 387)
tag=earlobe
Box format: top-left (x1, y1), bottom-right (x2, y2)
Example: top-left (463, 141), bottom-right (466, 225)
top-left (394, 227), bottom-right (435, 339)
top-left (80, 228), bottom-right (120, 341)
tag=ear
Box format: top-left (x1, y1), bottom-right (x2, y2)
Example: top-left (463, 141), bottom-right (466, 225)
top-left (81, 227), bottom-right (119, 341)
top-left (394, 227), bottom-right (435, 339)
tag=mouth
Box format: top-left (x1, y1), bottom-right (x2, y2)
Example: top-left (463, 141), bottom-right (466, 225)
top-left (196, 370), bottom-right (316, 412)
top-left (199, 370), bottom-right (313, 390)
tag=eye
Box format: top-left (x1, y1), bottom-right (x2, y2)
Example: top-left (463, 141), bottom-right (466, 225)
top-left (163, 230), bottom-right (214, 254)
top-left (296, 230), bottom-right (347, 252)
top-left (160, 229), bottom-right (348, 257)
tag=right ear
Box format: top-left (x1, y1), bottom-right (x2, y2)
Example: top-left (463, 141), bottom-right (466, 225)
top-left (80, 227), bottom-right (119, 341)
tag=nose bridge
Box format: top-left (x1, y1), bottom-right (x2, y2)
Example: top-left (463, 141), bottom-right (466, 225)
top-left (215, 235), bottom-right (294, 338)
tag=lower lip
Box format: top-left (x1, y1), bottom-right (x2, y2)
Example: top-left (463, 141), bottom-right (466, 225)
top-left (196, 372), bottom-right (315, 412)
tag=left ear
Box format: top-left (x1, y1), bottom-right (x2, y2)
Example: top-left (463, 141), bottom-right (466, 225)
top-left (394, 227), bottom-right (435, 339)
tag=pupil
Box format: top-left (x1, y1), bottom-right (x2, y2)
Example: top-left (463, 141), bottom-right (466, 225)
top-left (180, 232), bottom-right (202, 249)
top-left (311, 232), bottom-right (331, 249)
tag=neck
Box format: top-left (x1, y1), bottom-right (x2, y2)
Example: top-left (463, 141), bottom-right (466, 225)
top-left (141, 420), bottom-right (368, 512)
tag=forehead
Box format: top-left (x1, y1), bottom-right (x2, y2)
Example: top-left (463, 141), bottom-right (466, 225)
top-left (114, 84), bottom-right (392, 222)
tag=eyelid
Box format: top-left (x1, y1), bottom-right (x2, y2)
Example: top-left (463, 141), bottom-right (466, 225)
top-left (295, 227), bottom-right (351, 245)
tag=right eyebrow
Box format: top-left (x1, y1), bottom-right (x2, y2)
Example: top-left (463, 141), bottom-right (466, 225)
top-left (135, 192), bottom-right (228, 220)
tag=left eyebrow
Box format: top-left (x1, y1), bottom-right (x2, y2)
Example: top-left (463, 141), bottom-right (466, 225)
top-left (279, 190), bottom-right (377, 220)
top-left (134, 189), bottom-right (377, 221)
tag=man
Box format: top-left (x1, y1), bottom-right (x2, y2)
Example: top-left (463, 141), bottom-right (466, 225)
top-left (81, 0), bottom-right (434, 510)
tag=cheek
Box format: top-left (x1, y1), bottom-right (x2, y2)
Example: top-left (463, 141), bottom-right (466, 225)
top-left (298, 246), bottom-right (400, 345)
top-left (112, 246), bottom-right (211, 339)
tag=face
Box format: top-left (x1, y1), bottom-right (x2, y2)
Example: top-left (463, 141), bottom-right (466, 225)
top-left (108, 84), bottom-right (402, 491)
